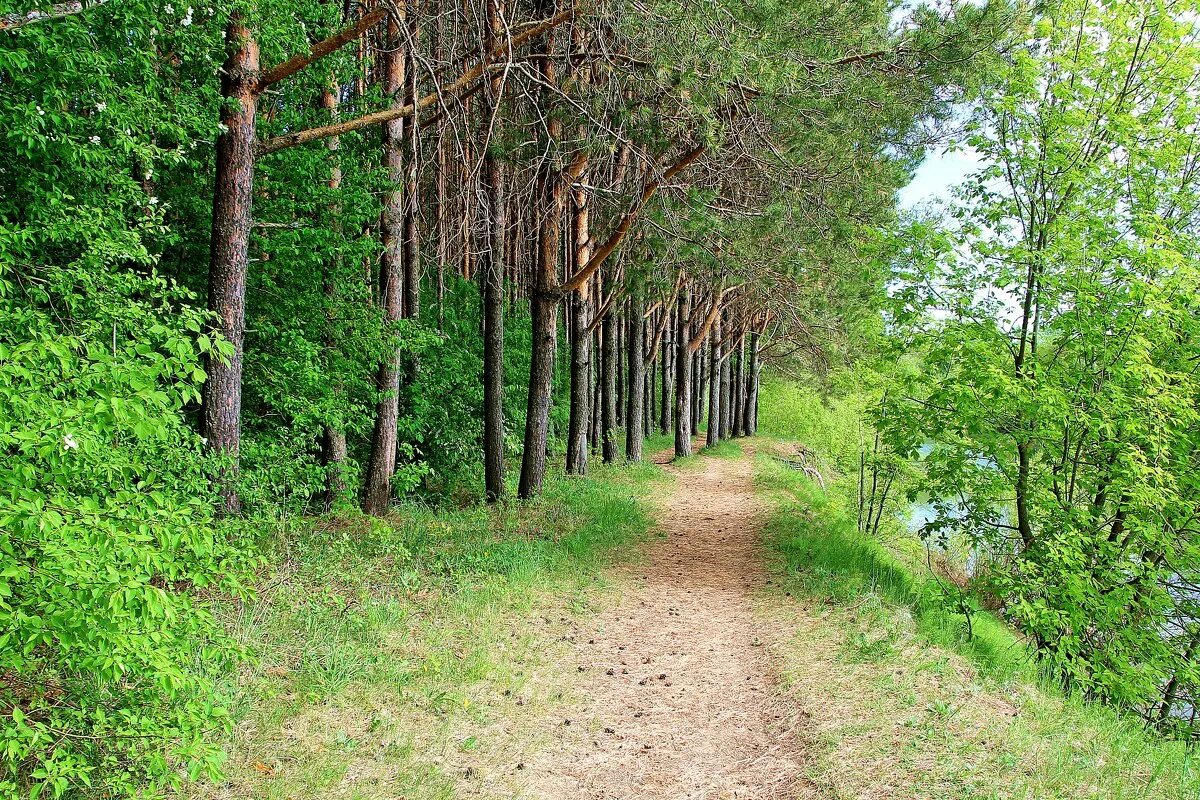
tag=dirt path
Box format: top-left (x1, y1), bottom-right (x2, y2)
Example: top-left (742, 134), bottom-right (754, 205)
top-left (520, 448), bottom-right (810, 800)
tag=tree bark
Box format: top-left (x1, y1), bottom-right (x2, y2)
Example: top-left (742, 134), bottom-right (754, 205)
top-left (732, 333), bottom-right (746, 436)
top-left (719, 319), bottom-right (732, 439)
top-left (660, 317), bottom-right (674, 435)
top-left (743, 330), bottom-right (760, 435)
top-left (706, 314), bottom-right (721, 447)
top-left (674, 286), bottom-right (692, 457)
top-left (402, 13), bottom-right (421, 321)
top-left (600, 296), bottom-right (618, 463)
top-left (480, 0), bottom-right (508, 502)
top-left (517, 16), bottom-right (566, 498)
top-left (320, 87), bottom-right (348, 509)
top-left (362, 13), bottom-right (408, 515)
top-left (203, 18), bottom-right (260, 516)
top-left (625, 288), bottom-right (645, 462)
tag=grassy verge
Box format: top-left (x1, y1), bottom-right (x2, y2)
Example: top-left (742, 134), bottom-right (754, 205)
top-left (755, 454), bottom-right (1199, 800)
top-left (188, 460), bottom-right (663, 800)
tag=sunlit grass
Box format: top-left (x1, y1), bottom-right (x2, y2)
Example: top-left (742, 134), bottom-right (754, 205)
top-left (755, 453), bottom-right (1200, 800)
top-left (190, 460), bottom-right (664, 799)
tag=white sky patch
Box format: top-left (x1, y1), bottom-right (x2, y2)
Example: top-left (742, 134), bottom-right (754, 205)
top-left (898, 145), bottom-right (983, 210)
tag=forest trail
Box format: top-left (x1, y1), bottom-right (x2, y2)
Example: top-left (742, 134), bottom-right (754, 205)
top-left (520, 446), bottom-right (812, 800)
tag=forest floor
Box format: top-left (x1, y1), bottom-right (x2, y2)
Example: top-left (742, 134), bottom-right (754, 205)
top-left (518, 443), bottom-right (812, 800)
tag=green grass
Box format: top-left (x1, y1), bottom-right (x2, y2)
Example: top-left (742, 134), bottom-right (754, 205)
top-left (757, 455), bottom-right (1023, 682)
top-left (755, 453), bottom-right (1200, 800)
top-left (189, 460), bottom-right (664, 800)
top-left (699, 438), bottom-right (743, 459)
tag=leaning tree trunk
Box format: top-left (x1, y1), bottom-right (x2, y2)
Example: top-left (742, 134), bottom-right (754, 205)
top-left (362, 16), bottom-right (409, 515)
top-left (625, 287), bottom-right (645, 462)
top-left (674, 286), bottom-right (692, 457)
top-left (203, 17), bottom-right (260, 516)
top-left (480, 0), bottom-right (507, 501)
top-left (706, 314), bottom-right (721, 448)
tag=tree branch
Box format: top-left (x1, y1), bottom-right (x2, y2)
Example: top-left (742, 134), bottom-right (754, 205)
top-left (1, 0), bottom-right (108, 31)
top-left (257, 8), bottom-right (389, 90)
top-left (257, 7), bottom-right (575, 155)
top-left (558, 144), bottom-right (707, 294)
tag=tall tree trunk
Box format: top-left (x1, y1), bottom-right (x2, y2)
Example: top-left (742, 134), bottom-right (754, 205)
top-left (566, 286), bottom-right (591, 474)
top-left (320, 87), bottom-right (348, 509)
top-left (742, 330), bottom-right (759, 435)
top-left (480, 0), bottom-right (507, 501)
top-left (625, 288), bottom-right (645, 462)
top-left (719, 331), bottom-right (732, 439)
top-left (565, 148), bottom-right (591, 474)
top-left (362, 14), bottom-right (408, 515)
top-left (691, 346), bottom-right (701, 437)
top-left (731, 334), bottom-right (745, 437)
top-left (517, 16), bottom-right (565, 499)
top-left (706, 314), bottom-right (721, 447)
top-left (590, 319), bottom-right (601, 453)
top-left (204, 17), bottom-right (260, 516)
top-left (601, 298), bottom-right (618, 463)
top-left (660, 319), bottom-right (673, 434)
top-left (402, 13), bottom-right (420, 321)
top-left (643, 317), bottom-right (653, 439)
top-left (674, 286), bottom-right (692, 457)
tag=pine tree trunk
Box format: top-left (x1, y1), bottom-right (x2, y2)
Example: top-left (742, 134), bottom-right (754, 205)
top-left (566, 151), bottom-right (591, 474)
top-left (320, 87), bottom-right (348, 509)
top-left (517, 20), bottom-right (565, 499)
top-left (743, 330), bottom-right (760, 435)
top-left (362, 15), bottom-right (408, 515)
top-left (674, 287), bottom-right (692, 457)
top-left (660, 319), bottom-right (674, 434)
top-left (480, 0), bottom-right (507, 501)
top-left (402, 13), bottom-right (420, 321)
top-left (203, 17), bottom-right (260, 516)
top-left (590, 321), bottom-right (601, 453)
top-left (732, 334), bottom-right (745, 437)
top-left (643, 318), bottom-right (653, 439)
top-left (706, 314), bottom-right (721, 447)
top-left (719, 320), bottom-right (732, 439)
top-left (601, 299), bottom-right (618, 463)
top-left (625, 288), bottom-right (645, 462)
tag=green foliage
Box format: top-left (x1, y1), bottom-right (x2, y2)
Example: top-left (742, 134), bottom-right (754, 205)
top-left (757, 455), bottom-right (1021, 681)
top-left (0, 267), bottom-right (253, 798)
top-left (882, 0), bottom-right (1200, 730)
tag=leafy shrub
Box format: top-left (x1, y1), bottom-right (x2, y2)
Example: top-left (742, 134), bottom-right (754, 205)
top-left (0, 267), bottom-right (253, 798)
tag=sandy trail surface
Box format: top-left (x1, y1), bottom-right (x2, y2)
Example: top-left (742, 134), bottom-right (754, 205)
top-left (520, 449), bottom-right (811, 800)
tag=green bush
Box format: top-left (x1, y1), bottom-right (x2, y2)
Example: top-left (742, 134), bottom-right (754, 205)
top-left (0, 267), bottom-right (253, 798)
